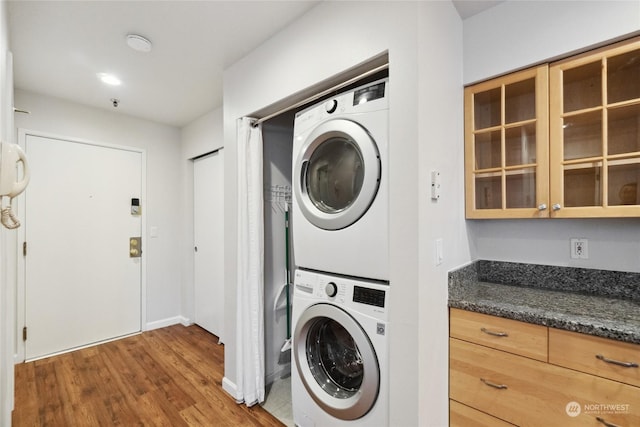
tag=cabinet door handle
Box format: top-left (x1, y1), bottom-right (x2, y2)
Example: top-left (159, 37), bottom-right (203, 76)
top-left (481, 327), bottom-right (509, 337)
top-left (596, 354), bottom-right (639, 368)
top-left (538, 203), bottom-right (547, 211)
top-left (552, 203), bottom-right (562, 211)
top-left (596, 416), bottom-right (622, 427)
top-left (480, 378), bottom-right (508, 389)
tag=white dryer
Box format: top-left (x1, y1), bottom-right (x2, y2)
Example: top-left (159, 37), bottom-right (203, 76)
top-left (291, 269), bottom-right (389, 427)
top-left (292, 78), bottom-right (389, 281)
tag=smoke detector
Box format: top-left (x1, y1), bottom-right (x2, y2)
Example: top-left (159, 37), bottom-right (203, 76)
top-left (126, 34), bottom-right (152, 53)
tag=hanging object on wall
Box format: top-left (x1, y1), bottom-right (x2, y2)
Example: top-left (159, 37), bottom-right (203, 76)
top-left (0, 141), bottom-right (30, 229)
top-left (264, 185), bottom-right (291, 213)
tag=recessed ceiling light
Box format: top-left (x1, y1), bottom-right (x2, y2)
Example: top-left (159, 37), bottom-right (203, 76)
top-left (97, 72), bottom-right (121, 86)
top-left (126, 34), bottom-right (152, 53)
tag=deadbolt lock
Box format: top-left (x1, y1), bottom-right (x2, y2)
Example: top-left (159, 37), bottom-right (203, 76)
top-left (130, 237), bottom-right (142, 257)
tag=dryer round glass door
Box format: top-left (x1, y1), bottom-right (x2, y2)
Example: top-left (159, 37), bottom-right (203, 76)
top-left (293, 303), bottom-right (380, 420)
top-left (294, 118), bottom-right (381, 230)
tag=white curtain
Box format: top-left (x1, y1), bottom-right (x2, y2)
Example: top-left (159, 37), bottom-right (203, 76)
top-left (235, 117), bottom-right (265, 406)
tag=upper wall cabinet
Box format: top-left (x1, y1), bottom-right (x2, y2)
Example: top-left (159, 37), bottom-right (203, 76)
top-left (549, 37), bottom-right (640, 218)
top-left (465, 66), bottom-right (549, 218)
top-left (465, 36), bottom-right (640, 219)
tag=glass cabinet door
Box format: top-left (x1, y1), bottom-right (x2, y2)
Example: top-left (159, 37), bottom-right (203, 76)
top-left (549, 37), bottom-right (640, 217)
top-left (465, 65), bottom-right (549, 218)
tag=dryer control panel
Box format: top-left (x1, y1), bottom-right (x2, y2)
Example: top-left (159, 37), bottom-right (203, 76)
top-left (353, 81), bottom-right (386, 106)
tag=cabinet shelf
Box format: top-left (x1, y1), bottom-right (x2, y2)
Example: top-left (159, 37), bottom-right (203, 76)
top-left (560, 105), bottom-right (603, 118)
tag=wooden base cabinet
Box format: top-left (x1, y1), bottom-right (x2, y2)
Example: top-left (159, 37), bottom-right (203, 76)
top-left (449, 308), bottom-right (548, 362)
top-left (450, 310), bottom-right (640, 426)
top-left (450, 399), bottom-right (516, 427)
top-left (549, 328), bottom-right (640, 388)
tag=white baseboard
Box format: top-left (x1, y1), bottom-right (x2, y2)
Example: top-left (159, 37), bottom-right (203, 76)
top-left (180, 316), bottom-right (194, 326)
top-left (145, 315), bottom-right (192, 331)
top-left (222, 377), bottom-right (243, 403)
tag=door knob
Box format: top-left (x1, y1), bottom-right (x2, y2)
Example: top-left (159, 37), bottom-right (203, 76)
top-left (129, 237), bottom-right (142, 258)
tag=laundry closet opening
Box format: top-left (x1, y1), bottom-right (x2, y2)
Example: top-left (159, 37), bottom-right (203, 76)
top-left (262, 110), bottom-right (296, 387)
top-left (259, 66), bottom-right (389, 426)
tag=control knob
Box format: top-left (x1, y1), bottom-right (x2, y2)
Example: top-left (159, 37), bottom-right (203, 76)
top-left (325, 99), bottom-right (338, 114)
top-left (325, 282), bottom-right (338, 298)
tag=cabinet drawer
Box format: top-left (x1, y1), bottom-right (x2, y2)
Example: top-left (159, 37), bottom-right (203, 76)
top-left (450, 308), bottom-right (548, 361)
top-left (549, 328), bottom-right (640, 387)
top-left (450, 338), bottom-right (640, 427)
top-left (450, 399), bottom-right (516, 427)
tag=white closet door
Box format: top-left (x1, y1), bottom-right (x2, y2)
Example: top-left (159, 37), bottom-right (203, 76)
top-left (193, 149), bottom-right (224, 340)
top-left (24, 134), bottom-right (142, 360)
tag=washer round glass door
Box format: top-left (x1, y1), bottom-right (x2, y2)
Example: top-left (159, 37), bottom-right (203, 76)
top-left (294, 303), bottom-right (380, 420)
top-left (294, 118), bottom-right (381, 230)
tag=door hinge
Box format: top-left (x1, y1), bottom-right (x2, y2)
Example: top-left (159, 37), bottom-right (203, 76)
top-left (22, 326), bottom-right (27, 341)
top-left (23, 241), bottom-right (27, 256)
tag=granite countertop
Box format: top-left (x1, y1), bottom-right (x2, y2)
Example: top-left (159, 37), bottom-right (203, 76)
top-left (448, 261), bottom-right (640, 345)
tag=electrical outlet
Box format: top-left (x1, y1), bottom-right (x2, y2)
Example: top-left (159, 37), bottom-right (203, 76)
top-left (570, 238), bottom-right (588, 259)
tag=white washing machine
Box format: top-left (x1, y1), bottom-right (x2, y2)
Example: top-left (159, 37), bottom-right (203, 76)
top-left (291, 269), bottom-right (389, 427)
top-left (292, 78), bottom-right (389, 281)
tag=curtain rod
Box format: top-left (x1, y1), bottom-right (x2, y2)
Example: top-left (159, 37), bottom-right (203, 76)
top-left (253, 63), bottom-right (389, 127)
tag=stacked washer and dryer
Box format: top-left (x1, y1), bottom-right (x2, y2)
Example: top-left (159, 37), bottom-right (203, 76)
top-left (290, 78), bottom-right (390, 427)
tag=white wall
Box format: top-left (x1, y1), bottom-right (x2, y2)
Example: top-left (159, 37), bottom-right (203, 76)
top-left (14, 90), bottom-right (184, 326)
top-left (179, 107), bottom-right (223, 325)
top-left (1, 0), bottom-right (15, 423)
top-left (181, 108), bottom-right (223, 160)
top-left (417, 2), bottom-right (467, 425)
top-left (222, 2), bottom-right (465, 425)
top-left (464, 0), bottom-right (640, 84)
top-left (464, 1), bottom-right (640, 273)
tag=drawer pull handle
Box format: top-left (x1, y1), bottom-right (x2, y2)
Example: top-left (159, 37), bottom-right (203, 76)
top-left (596, 354), bottom-right (639, 368)
top-left (481, 327), bottom-right (509, 337)
top-left (480, 378), bottom-right (508, 389)
top-left (596, 417), bottom-right (622, 427)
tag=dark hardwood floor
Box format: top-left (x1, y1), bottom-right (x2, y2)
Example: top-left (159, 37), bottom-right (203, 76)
top-left (12, 324), bottom-right (285, 426)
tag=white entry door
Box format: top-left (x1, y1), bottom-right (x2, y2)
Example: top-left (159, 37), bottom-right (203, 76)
top-left (193, 149), bottom-right (224, 341)
top-left (23, 134), bottom-right (142, 360)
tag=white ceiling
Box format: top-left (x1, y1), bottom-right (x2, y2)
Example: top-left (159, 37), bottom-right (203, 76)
top-left (8, 1), bottom-right (501, 128)
top-left (8, 0), bottom-right (321, 127)
top-left (452, 0), bottom-right (504, 20)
